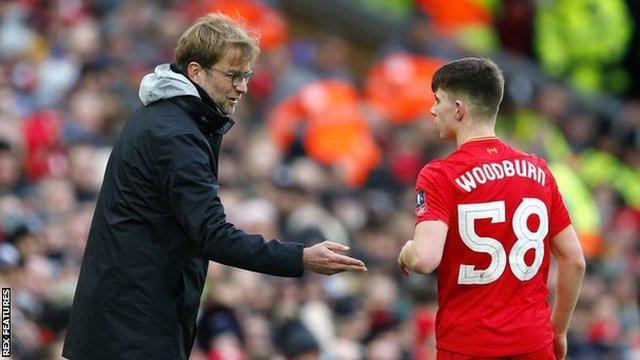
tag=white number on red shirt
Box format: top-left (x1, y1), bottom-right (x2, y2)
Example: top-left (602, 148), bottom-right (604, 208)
top-left (457, 198), bottom-right (548, 285)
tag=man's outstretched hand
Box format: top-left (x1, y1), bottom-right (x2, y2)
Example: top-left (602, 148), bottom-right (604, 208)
top-left (302, 241), bottom-right (367, 275)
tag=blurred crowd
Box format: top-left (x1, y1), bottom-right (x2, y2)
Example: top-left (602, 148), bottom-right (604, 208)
top-left (0, 0), bottom-right (639, 359)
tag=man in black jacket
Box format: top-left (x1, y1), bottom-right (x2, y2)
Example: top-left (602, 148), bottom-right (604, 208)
top-left (62, 13), bottom-right (366, 360)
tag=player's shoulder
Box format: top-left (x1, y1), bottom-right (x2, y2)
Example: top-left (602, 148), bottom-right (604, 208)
top-left (416, 159), bottom-right (452, 189)
top-left (418, 159), bottom-right (447, 177)
top-left (503, 141), bottom-right (550, 168)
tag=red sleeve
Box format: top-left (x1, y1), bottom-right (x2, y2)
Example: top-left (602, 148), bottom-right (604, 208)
top-left (545, 163), bottom-right (572, 237)
top-left (415, 162), bottom-right (451, 225)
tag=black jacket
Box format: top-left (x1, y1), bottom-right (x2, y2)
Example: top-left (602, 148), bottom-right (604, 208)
top-left (63, 64), bottom-right (304, 360)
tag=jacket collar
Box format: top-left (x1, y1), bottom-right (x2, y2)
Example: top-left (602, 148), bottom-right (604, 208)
top-left (169, 64), bottom-right (235, 134)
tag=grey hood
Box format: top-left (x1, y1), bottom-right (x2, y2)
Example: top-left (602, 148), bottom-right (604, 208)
top-left (138, 63), bottom-right (200, 105)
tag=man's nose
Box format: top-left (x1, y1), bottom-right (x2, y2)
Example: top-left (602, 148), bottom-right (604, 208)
top-left (235, 81), bottom-right (248, 94)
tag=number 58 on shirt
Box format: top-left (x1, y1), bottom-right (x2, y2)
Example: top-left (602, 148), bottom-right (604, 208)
top-left (457, 198), bottom-right (549, 285)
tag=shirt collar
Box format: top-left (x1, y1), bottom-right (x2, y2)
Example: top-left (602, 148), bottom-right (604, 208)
top-left (169, 63), bottom-right (235, 134)
top-left (461, 136), bottom-right (500, 146)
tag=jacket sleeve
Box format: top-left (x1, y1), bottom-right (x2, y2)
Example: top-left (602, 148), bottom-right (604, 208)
top-left (156, 131), bottom-right (304, 277)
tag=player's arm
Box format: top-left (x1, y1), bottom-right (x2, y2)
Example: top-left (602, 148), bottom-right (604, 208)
top-left (398, 220), bottom-right (448, 275)
top-left (550, 225), bottom-right (585, 335)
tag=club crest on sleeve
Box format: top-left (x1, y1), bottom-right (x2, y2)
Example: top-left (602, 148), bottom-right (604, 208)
top-left (415, 190), bottom-right (427, 216)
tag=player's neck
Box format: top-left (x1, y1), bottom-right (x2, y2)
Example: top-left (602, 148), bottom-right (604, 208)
top-left (456, 124), bottom-right (497, 148)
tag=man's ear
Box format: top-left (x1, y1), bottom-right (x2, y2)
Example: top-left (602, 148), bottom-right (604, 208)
top-left (455, 100), bottom-right (466, 121)
top-left (186, 62), bottom-right (203, 83)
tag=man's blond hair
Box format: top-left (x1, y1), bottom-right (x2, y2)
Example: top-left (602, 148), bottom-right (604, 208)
top-left (174, 13), bottom-right (260, 71)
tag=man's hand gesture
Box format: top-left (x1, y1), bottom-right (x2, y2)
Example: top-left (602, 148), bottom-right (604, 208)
top-left (302, 241), bottom-right (367, 275)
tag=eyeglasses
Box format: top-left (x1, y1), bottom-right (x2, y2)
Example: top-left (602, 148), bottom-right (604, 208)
top-left (208, 67), bottom-right (254, 87)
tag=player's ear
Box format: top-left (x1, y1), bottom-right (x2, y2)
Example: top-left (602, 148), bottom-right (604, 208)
top-left (455, 100), bottom-right (466, 121)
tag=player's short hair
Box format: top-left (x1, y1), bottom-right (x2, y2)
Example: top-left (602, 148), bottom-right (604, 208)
top-left (431, 57), bottom-right (505, 120)
top-left (174, 13), bottom-right (260, 71)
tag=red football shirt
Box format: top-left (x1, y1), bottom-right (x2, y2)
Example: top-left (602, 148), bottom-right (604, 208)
top-left (414, 137), bottom-right (571, 356)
